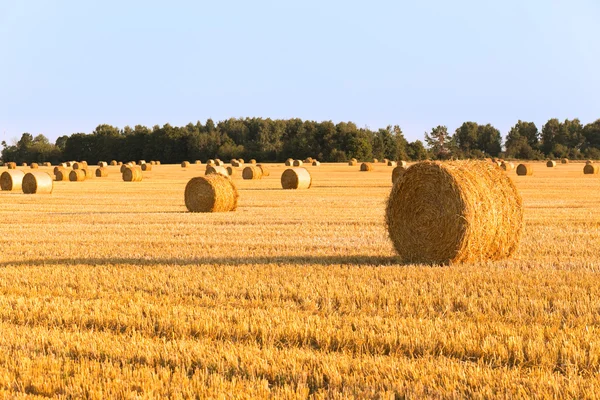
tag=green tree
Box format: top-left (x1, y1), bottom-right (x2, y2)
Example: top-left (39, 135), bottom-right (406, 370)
top-left (406, 140), bottom-right (428, 160)
top-left (454, 122), bottom-right (479, 154)
top-left (477, 124), bottom-right (502, 156)
top-left (541, 119), bottom-right (561, 155)
top-left (424, 126), bottom-right (452, 159)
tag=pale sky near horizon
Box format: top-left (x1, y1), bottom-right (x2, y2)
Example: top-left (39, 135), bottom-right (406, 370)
top-left (1, 0), bottom-right (599, 144)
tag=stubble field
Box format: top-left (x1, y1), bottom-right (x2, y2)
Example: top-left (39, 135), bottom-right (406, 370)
top-left (0, 161), bottom-right (600, 398)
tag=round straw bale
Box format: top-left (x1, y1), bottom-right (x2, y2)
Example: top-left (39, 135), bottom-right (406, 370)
top-left (215, 159), bottom-right (224, 166)
top-left (43, 162), bottom-right (51, 167)
top-left (73, 162), bottom-right (83, 170)
top-left (141, 163), bottom-right (152, 171)
top-left (96, 167), bottom-right (109, 177)
top-left (69, 169), bottom-right (86, 182)
top-left (583, 164), bottom-right (599, 175)
top-left (65, 162), bottom-right (72, 167)
top-left (348, 160), bottom-right (357, 166)
top-left (293, 160), bottom-right (303, 167)
top-left (80, 161), bottom-right (88, 167)
top-left (138, 160), bottom-right (146, 165)
top-left (53, 166), bottom-right (66, 175)
top-left (22, 172), bottom-right (53, 194)
top-left (281, 168), bottom-right (312, 189)
top-left (226, 166), bottom-right (235, 176)
top-left (195, 160), bottom-right (201, 165)
top-left (392, 166), bottom-right (407, 184)
top-left (231, 159), bottom-right (240, 167)
top-left (122, 166), bottom-right (143, 182)
top-left (120, 163), bottom-right (132, 173)
top-left (118, 161), bottom-right (123, 166)
top-left (360, 162), bottom-right (373, 171)
top-left (250, 159), bottom-right (257, 164)
top-left (0, 170), bottom-right (25, 191)
top-left (312, 161), bottom-right (321, 166)
top-left (398, 161), bottom-right (408, 168)
top-left (7, 162), bottom-right (16, 169)
top-left (561, 158), bottom-right (569, 164)
top-left (181, 161), bottom-right (190, 168)
top-left (110, 160), bottom-right (117, 166)
top-left (585, 160), bottom-right (593, 165)
top-left (81, 168), bottom-right (94, 180)
top-left (501, 161), bottom-right (514, 171)
top-left (256, 164), bottom-right (270, 176)
top-left (383, 158), bottom-right (389, 164)
top-left (30, 163), bottom-right (39, 169)
top-left (155, 161), bottom-right (161, 165)
top-left (304, 157), bottom-right (314, 164)
top-left (98, 161), bottom-right (108, 167)
top-left (59, 162), bottom-right (68, 168)
top-left (55, 169), bottom-right (69, 181)
top-left (285, 158), bottom-right (294, 166)
top-left (21, 163), bottom-right (28, 167)
top-left (184, 174), bottom-right (238, 213)
top-left (351, 158), bottom-right (357, 163)
top-left (207, 159), bottom-right (215, 166)
top-left (516, 164), bottom-right (533, 176)
top-left (386, 160), bottom-right (523, 265)
top-left (205, 165), bottom-right (229, 177)
top-left (238, 159), bottom-right (244, 164)
top-left (242, 165), bottom-right (263, 180)
top-left (546, 160), bottom-right (556, 167)
top-left (373, 158), bottom-right (379, 163)
top-left (388, 161), bottom-right (397, 167)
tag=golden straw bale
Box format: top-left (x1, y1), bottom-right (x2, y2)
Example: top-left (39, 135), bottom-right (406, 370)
top-left (207, 159), bottom-right (216, 166)
top-left (141, 163), bottom-right (152, 171)
top-left (184, 174), bottom-right (238, 213)
top-left (21, 163), bottom-right (28, 167)
top-left (256, 164), bottom-right (270, 176)
top-left (293, 160), bottom-right (303, 167)
top-left (7, 162), bottom-right (17, 169)
top-left (392, 166), bottom-right (407, 184)
top-left (383, 158), bottom-right (389, 164)
top-left (155, 161), bottom-right (161, 165)
top-left (501, 162), bottom-right (514, 171)
top-left (285, 158), bottom-right (294, 166)
top-left (59, 162), bottom-right (68, 168)
top-left (195, 160), bottom-right (202, 165)
top-left (386, 160), bottom-right (523, 265)
top-left (69, 170), bottom-right (86, 182)
top-left (398, 161), bottom-right (408, 168)
top-left (80, 161), bottom-right (88, 167)
top-left (373, 158), bottom-right (379, 163)
top-left (22, 172), bottom-right (53, 194)
top-left (65, 162), bottom-right (72, 167)
top-left (81, 168), bottom-right (94, 180)
top-left (73, 162), bottom-right (83, 170)
top-left (53, 166), bottom-right (66, 175)
top-left (118, 161), bottom-right (123, 166)
top-left (312, 161), bottom-right (321, 166)
top-left (0, 170), bottom-right (25, 191)
top-left (585, 160), bottom-right (593, 165)
top-left (110, 160), bottom-right (117, 166)
top-left (181, 161), bottom-right (190, 168)
top-left (215, 159), bottom-right (224, 166)
top-left (348, 160), bottom-right (357, 166)
top-left (250, 159), bottom-right (257, 164)
top-left (242, 166), bottom-right (263, 180)
top-left (388, 161), bottom-right (397, 167)
top-left (351, 158), bottom-right (357, 163)
top-left (98, 161), bottom-right (108, 167)
top-left (43, 162), bottom-right (51, 167)
top-left (96, 167), bottom-right (109, 177)
top-left (122, 166), bottom-right (143, 182)
top-left (231, 159), bottom-right (240, 167)
top-left (583, 164), bottom-right (599, 175)
top-left (138, 160), bottom-right (146, 165)
top-left (120, 163), bottom-right (132, 173)
top-left (360, 162), bottom-right (373, 171)
top-left (516, 164), bottom-right (533, 176)
top-left (281, 168), bottom-right (312, 189)
top-left (304, 157), bottom-right (314, 164)
top-left (561, 158), bottom-right (569, 164)
top-left (30, 163), bottom-right (39, 169)
top-left (55, 169), bottom-right (69, 181)
top-left (205, 165), bottom-right (229, 177)
top-left (238, 159), bottom-right (244, 164)
top-left (226, 166), bottom-right (235, 176)
top-left (546, 160), bottom-right (556, 168)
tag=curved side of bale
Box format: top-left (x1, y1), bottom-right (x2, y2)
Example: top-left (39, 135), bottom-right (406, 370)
top-left (110, 160), bottom-right (118, 166)
top-left (43, 162), bottom-right (52, 167)
top-left (21, 163), bottom-right (28, 167)
top-left (516, 164), bottom-right (533, 176)
top-left (7, 162), bottom-right (17, 169)
top-left (285, 159), bottom-right (294, 166)
top-left (351, 158), bottom-right (357, 163)
top-left (392, 166), bottom-right (407, 184)
top-left (281, 168), bottom-right (312, 189)
top-left (546, 160), bottom-right (556, 168)
top-left (22, 172), bottom-right (53, 194)
top-left (205, 165), bottom-right (229, 177)
top-left (81, 168), bottom-right (93, 180)
top-left (312, 161), bottom-right (321, 166)
top-left (386, 160), bottom-right (523, 265)
top-left (383, 159), bottom-right (389, 164)
top-left (1, 170), bottom-right (25, 191)
top-left (293, 160), bottom-right (303, 167)
top-left (122, 166), bottom-right (143, 182)
top-left (583, 165), bottom-right (600, 175)
top-left (256, 164), bottom-right (270, 176)
top-left (53, 166), bottom-right (66, 175)
top-left (215, 159), bottom-right (224, 166)
top-left (561, 158), bottom-right (569, 164)
top-left (348, 160), bottom-right (357, 166)
top-left (388, 161), bottom-right (397, 167)
top-left (96, 167), bottom-right (109, 177)
top-left (207, 159), bottom-right (215, 166)
top-left (98, 161), bottom-right (108, 167)
top-left (304, 157), bottom-right (314, 164)
top-left (55, 169), bottom-right (69, 181)
top-left (181, 161), bottom-right (190, 168)
top-left (398, 161), bottom-right (408, 168)
top-left (242, 166), bottom-right (263, 180)
top-left (373, 158), bottom-right (379, 163)
top-left (250, 159), bottom-right (257, 164)
top-left (141, 163), bottom-right (152, 171)
top-left (501, 162), bottom-right (514, 171)
top-left (73, 162), bottom-right (82, 170)
top-left (195, 160), bottom-right (202, 165)
top-left (30, 163), bottom-right (39, 169)
top-left (360, 162), bottom-right (373, 171)
top-left (185, 175), bottom-right (238, 212)
top-left (80, 161), bottom-right (88, 167)
top-left (69, 169), bottom-right (86, 182)
top-left (226, 166), bottom-right (235, 176)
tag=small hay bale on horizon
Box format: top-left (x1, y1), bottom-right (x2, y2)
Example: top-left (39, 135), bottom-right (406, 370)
top-left (561, 158), bottom-right (569, 164)
top-left (215, 159), bottom-right (224, 166)
top-left (312, 161), bottom-right (321, 166)
top-left (388, 160), bottom-right (397, 167)
top-left (205, 165), bottom-right (229, 177)
top-left (184, 174), bottom-right (238, 213)
top-left (69, 170), bottom-right (86, 182)
top-left (1, 170), bottom-right (25, 191)
top-left (141, 163), bottom-right (152, 171)
top-left (285, 158), bottom-right (294, 166)
top-left (96, 167), bottom-right (109, 177)
top-left (392, 165), bottom-right (407, 184)
top-left (181, 161), bottom-right (190, 168)
top-left (250, 159), bottom-right (257, 164)
top-left (516, 164), bottom-right (533, 176)
top-left (256, 164), bottom-right (270, 176)
top-left (546, 160), bottom-right (556, 168)
top-left (6, 162), bottom-right (17, 169)
top-left (293, 160), bottom-right (303, 167)
top-left (583, 164), bottom-right (599, 175)
top-left (348, 160), bottom-right (357, 166)
top-left (373, 158), bottom-right (379, 163)
top-left (98, 161), bottom-right (108, 167)
top-left (360, 162), bottom-right (373, 171)
top-left (281, 168), bottom-right (311, 189)
top-left (110, 160), bottom-right (118, 166)
top-left (22, 172), bottom-right (53, 194)
top-left (195, 160), bottom-right (202, 165)
top-left (30, 163), bottom-right (39, 169)
top-left (242, 166), bottom-right (263, 180)
top-left (43, 162), bottom-right (51, 167)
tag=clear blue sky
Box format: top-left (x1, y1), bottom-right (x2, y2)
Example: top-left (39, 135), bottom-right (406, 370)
top-left (1, 0), bottom-right (599, 144)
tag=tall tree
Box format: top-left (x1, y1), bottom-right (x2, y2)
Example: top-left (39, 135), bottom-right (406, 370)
top-left (424, 126), bottom-right (452, 159)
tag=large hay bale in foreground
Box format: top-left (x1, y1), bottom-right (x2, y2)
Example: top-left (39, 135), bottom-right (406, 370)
top-left (281, 168), bottom-right (311, 189)
top-left (256, 164), bottom-right (270, 176)
top-left (392, 166), bottom-right (407, 184)
top-left (22, 172), bottom-right (53, 194)
top-left (141, 163), bottom-right (152, 171)
top-left (388, 161), bottom-right (397, 167)
top-left (516, 164), bottom-right (533, 176)
top-left (386, 161), bottom-right (523, 265)
top-left (583, 164), bottom-right (599, 175)
top-left (546, 160), bottom-right (556, 168)
top-left (122, 166), bottom-right (142, 182)
top-left (1, 170), bottom-right (25, 191)
top-left (96, 167), bottom-right (109, 177)
top-left (30, 163), bottom-right (39, 169)
top-left (205, 165), bottom-right (229, 177)
top-left (285, 158), bottom-right (294, 166)
top-left (360, 162), bottom-right (373, 171)
top-left (561, 158), bottom-right (569, 164)
top-left (55, 169), bottom-right (69, 181)
top-left (184, 174), bottom-right (238, 213)
top-left (242, 166), bottom-right (263, 180)
top-left (181, 161), bottom-right (190, 168)
top-left (69, 169), bottom-right (86, 182)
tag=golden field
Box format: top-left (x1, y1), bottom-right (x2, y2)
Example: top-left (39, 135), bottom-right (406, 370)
top-left (0, 161), bottom-right (600, 399)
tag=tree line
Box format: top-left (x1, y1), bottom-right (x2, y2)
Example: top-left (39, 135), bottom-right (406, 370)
top-left (2, 117), bottom-right (600, 165)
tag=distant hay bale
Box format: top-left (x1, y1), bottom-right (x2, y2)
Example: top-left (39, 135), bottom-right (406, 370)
top-left (215, 159), bottom-right (224, 166)
top-left (561, 158), bottom-right (569, 164)
top-left (281, 168), bottom-right (312, 189)
top-left (155, 161), bottom-right (161, 165)
top-left (1, 170), bottom-right (25, 191)
top-left (195, 160), bottom-right (201, 165)
top-left (98, 161), bottom-right (108, 167)
top-left (392, 166), bottom-right (407, 184)
top-left (586, 160), bottom-right (593, 165)
top-left (257, 164), bottom-right (270, 176)
top-left (226, 166), bottom-right (235, 176)
top-left (205, 165), bottom-right (229, 177)
top-left (285, 158), bottom-right (294, 166)
top-left (60, 162), bottom-right (68, 168)
top-left (43, 162), bottom-right (51, 167)
top-left (501, 162), bottom-right (514, 171)
top-left (73, 162), bottom-right (83, 170)
top-left (120, 163), bottom-right (133, 173)
top-left (293, 160), bottom-right (304, 167)
top-left (304, 157), bottom-right (314, 164)
top-left (238, 159), bottom-right (245, 164)
top-left (181, 161), bottom-right (190, 168)
top-left (360, 162), bottom-right (373, 171)
top-left (348, 160), bottom-right (357, 166)
top-left (65, 162), bottom-right (72, 167)
top-left (184, 174), bottom-right (238, 213)
top-left (373, 158), bottom-right (379, 163)
top-left (383, 159), bottom-right (389, 164)
top-left (129, 161), bottom-right (136, 166)
top-left (22, 172), bottom-right (53, 194)
top-left (118, 161), bottom-right (123, 166)
top-left (96, 167), bottom-right (109, 177)
top-left (583, 164), bottom-right (599, 175)
top-left (21, 163), bottom-right (28, 167)
top-left (388, 161), bottom-right (397, 167)
top-left (516, 164), bottom-right (533, 176)
top-left (351, 158), bottom-right (357, 163)
top-left (242, 165), bottom-right (263, 180)
top-left (231, 159), bottom-right (241, 167)
top-left (312, 161), bottom-right (321, 166)
top-left (69, 169), bottom-right (86, 182)
top-left (139, 160), bottom-right (146, 165)
top-left (141, 163), bottom-right (152, 171)
top-left (546, 160), bottom-right (556, 168)
top-left (110, 160), bottom-right (117, 166)
top-left (122, 166), bottom-right (143, 182)
top-left (207, 159), bottom-right (216, 166)
top-left (398, 161), bottom-right (408, 168)
top-left (30, 163), bottom-right (39, 169)
top-left (250, 159), bottom-right (257, 164)
top-left (386, 160), bottom-right (523, 265)
top-left (82, 168), bottom-right (94, 180)
top-left (53, 166), bottom-right (66, 175)
top-left (55, 169), bottom-right (69, 181)
top-left (7, 162), bottom-right (16, 169)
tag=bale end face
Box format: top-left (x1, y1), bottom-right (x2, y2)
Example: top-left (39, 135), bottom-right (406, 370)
top-left (22, 172), bottom-right (53, 194)
top-left (122, 166), bottom-right (143, 182)
top-left (69, 170), bottom-right (86, 182)
top-left (281, 168), bottom-right (312, 189)
top-left (181, 161), bottom-right (190, 168)
top-left (1, 170), bottom-right (25, 191)
top-left (546, 160), bottom-right (556, 168)
top-left (96, 167), bottom-right (109, 177)
top-left (206, 165), bottom-right (229, 177)
top-left (516, 164), bottom-right (533, 176)
top-left (256, 164), bottom-right (270, 176)
top-left (242, 166), bottom-right (263, 180)
top-left (583, 164), bottom-right (599, 175)
top-left (184, 175), bottom-right (238, 212)
top-left (360, 162), bottom-right (373, 171)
